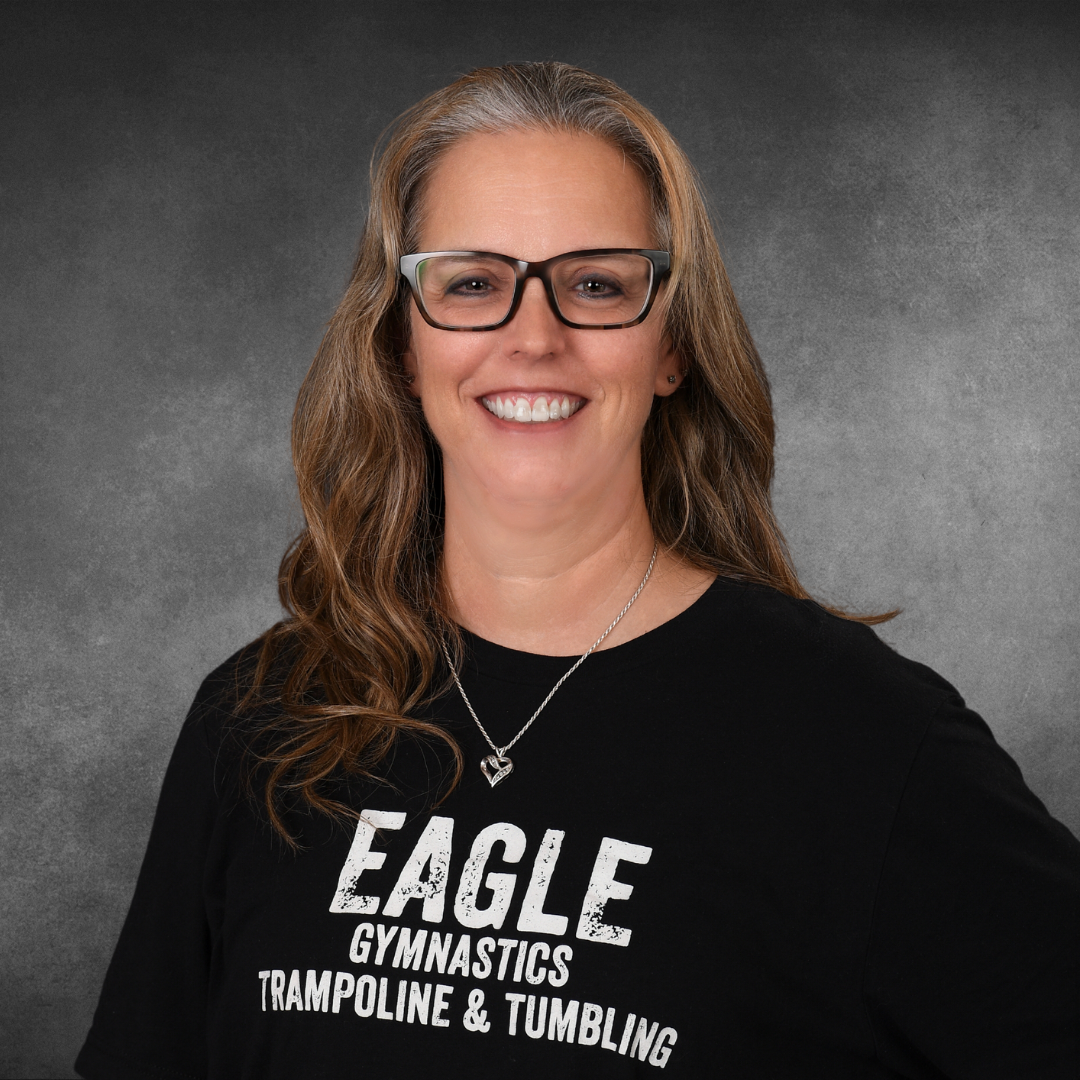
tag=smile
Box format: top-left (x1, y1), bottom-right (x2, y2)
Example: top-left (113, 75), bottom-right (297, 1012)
top-left (480, 394), bottom-right (585, 423)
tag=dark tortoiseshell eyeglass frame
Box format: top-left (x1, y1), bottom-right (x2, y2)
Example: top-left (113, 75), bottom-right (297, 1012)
top-left (399, 248), bottom-right (671, 331)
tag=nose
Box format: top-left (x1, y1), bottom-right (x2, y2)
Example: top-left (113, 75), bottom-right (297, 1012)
top-left (501, 276), bottom-right (565, 359)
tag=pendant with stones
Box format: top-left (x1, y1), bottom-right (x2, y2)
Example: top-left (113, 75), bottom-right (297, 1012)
top-left (480, 753), bottom-right (514, 788)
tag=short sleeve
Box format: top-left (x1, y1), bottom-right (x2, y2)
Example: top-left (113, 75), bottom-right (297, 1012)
top-left (864, 696), bottom-right (1080, 1078)
top-left (74, 680), bottom-right (226, 1080)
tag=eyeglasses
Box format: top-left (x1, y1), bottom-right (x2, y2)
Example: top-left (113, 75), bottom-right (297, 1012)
top-left (399, 249), bottom-right (670, 331)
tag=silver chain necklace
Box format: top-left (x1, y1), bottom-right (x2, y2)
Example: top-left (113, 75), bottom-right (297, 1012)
top-left (442, 543), bottom-right (658, 788)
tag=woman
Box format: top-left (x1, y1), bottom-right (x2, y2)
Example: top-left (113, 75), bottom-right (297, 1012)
top-left (76, 62), bottom-right (1079, 1078)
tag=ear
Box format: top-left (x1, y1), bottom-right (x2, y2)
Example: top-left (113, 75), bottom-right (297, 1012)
top-left (653, 336), bottom-right (682, 396)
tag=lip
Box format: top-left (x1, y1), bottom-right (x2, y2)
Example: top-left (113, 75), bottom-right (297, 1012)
top-left (478, 391), bottom-right (587, 425)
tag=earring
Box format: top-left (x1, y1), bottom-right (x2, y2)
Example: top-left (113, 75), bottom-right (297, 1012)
top-left (667, 375), bottom-right (677, 384)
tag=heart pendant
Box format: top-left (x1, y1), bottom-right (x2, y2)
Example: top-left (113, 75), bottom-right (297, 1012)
top-left (480, 753), bottom-right (514, 788)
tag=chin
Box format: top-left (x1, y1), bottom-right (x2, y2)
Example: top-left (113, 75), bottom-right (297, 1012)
top-left (470, 454), bottom-right (583, 505)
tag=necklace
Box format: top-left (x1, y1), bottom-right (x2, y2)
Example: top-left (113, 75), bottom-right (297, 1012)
top-left (442, 543), bottom-right (658, 788)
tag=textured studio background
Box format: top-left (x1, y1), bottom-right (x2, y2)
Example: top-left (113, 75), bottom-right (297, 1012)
top-left (2, 3), bottom-right (1078, 1075)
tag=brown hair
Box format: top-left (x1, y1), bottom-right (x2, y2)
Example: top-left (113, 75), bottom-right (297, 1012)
top-left (245, 61), bottom-right (892, 844)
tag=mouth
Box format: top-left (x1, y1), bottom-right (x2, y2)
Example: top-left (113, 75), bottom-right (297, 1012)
top-left (480, 393), bottom-right (586, 424)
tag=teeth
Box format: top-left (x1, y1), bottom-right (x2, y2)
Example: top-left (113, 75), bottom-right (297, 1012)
top-left (481, 396), bottom-right (583, 423)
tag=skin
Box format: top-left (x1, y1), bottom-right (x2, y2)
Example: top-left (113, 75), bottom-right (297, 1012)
top-left (405, 128), bottom-right (714, 655)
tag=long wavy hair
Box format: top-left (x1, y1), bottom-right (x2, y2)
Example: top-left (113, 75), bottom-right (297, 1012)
top-left (245, 61), bottom-right (892, 844)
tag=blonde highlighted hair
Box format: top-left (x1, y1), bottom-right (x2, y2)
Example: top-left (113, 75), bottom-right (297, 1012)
top-left (246, 61), bottom-right (890, 844)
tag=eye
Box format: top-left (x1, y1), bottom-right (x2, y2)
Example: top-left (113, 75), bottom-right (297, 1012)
top-left (447, 275), bottom-right (494, 296)
top-left (572, 274), bottom-right (624, 298)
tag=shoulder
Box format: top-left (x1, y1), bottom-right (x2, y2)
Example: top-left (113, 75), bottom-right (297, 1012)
top-left (678, 576), bottom-right (960, 718)
top-left (178, 635), bottom-right (290, 775)
top-left (190, 639), bottom-right (265, 709)
top-left (185, 640), bottom-right (262, 730)
top-left (671, 580), bottom-right (1061, 859)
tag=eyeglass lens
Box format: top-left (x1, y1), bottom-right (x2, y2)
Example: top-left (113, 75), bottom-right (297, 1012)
top-left (414, 254), bottom-right (654, 328)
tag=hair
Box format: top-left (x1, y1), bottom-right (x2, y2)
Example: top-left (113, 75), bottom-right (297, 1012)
top-left (243, 61), bottom-right (894, 845)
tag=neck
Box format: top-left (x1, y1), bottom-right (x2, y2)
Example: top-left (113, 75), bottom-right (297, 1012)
top-left (441, 457), bottom-right (711, 655)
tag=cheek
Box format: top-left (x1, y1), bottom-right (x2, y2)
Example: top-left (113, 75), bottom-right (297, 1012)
top-left (411, 326), bottom-right (468, 394)
top-left (409, 331), bottom-right (488, 441)
top-left (590, 335), bottom-right (663, 400)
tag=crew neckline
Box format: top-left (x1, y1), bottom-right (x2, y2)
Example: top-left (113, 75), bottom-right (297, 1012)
top-left (458, 575), bottom-right (730, 687)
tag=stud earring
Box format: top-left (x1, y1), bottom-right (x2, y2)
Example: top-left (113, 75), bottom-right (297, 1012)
top-left (667, 375), bottom-right (677, 384)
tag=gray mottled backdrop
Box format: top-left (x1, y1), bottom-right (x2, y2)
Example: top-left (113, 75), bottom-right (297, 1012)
top-left (2, 3), bottom-right (1077, 1075)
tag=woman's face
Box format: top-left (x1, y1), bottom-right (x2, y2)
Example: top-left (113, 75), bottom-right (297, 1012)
top-left (406, 128), bottom-right (679, 512)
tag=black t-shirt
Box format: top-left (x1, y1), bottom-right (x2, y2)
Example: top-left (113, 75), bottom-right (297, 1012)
top-left (76, 579), bottom-right (1080, 1078)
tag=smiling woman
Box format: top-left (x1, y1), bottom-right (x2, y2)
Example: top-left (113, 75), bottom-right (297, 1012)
top-left (76, 62), bottom-right (1080, 1080)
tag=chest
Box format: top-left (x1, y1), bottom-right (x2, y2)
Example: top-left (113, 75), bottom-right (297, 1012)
top-left (202, 667), bottom-right (915, 1076)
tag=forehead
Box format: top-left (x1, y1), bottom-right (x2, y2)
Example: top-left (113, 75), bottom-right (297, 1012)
top-left (416, 128), bottom-right (654, 261)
